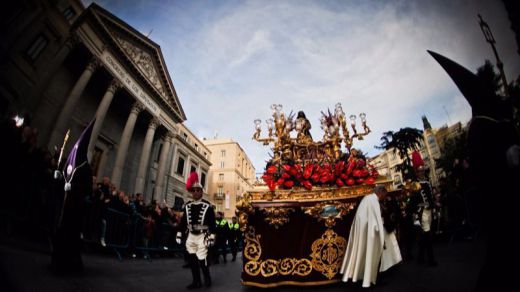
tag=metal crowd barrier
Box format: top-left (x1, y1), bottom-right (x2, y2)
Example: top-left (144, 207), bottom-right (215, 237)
top-left (81, 200), bottom-right (185, 261)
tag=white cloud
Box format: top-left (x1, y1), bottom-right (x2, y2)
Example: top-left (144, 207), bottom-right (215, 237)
top-left (96, 0), bottom-right (519, 173)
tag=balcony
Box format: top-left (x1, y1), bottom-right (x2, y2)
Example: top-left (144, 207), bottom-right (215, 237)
top-left (214, 193), bottom-right (225, 201)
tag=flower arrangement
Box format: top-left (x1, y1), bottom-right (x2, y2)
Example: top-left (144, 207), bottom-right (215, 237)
top-left (254, 103), bottom-right (378, 192)
top-left (262, 149), bottom-right (379, 191)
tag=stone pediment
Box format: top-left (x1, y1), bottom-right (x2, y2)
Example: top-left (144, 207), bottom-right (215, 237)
top-left (89, 4), bottom-right (186, 122)
top-left (112, 32), bottom-right (167, 97)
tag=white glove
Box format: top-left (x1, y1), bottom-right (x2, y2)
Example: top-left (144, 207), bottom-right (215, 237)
top-left (176, 232), bottom-right (182, 244)
top-left (226, 240), bottom-right (229, 245)
top-left (414, 220), bottom-right (421, 227)
top-left (54, 170), bottom-right (61, 180)
top-left (206, 234), bottom-right (216, 247)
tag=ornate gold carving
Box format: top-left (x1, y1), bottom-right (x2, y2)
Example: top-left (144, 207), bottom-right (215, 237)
top-left (252, 104), bottom-right (370, 165)
top-left (247, 184), bottom-right (371, 202)
top-left (235, 192), bottom-right (253, 232)
top-left (302, 201), bottom-right (357, 228)
top-left (243, 228), bottom-right (312, 278)
top-left (262, 207), bottom-right (294, 229)
top-left (309, 229), bottom-right (347, 279)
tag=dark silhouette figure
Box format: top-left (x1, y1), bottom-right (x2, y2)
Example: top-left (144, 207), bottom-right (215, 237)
top-left (51, 119), bottom-right (95, 273)
top-left (429, 51), bottom-right (520, 291)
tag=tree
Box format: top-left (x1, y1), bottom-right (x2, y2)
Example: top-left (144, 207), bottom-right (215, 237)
top-left (376, 127), bottom-right (424, 180)
top-left (434, 130), bottom-right (467, 180)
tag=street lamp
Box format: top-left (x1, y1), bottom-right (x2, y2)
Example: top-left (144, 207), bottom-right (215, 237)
top-left (478, 14), bottom-right (509, 97)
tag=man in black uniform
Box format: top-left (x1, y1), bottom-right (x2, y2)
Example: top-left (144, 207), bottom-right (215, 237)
top-left (408, 166), bottom-right (437, 266)
top-left (177, 171), bottom-right (216, 289)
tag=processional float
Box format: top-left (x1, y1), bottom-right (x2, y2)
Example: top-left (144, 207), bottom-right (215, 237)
top-left (237, 103), bottom-right (386, 287)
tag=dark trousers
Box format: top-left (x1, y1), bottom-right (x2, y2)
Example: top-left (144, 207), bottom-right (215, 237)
top-left (418, 230), bottom-right (435, 263)
top-left (229, 240), bottom-right (238, 260)
top-left (187, 254), bottom-right (211, 288)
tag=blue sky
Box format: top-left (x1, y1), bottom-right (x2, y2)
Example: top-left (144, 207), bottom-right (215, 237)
top-left (84, 0), bottom-right (519, 173)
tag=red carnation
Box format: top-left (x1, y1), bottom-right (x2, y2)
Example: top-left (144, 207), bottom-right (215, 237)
top-left (266, 165), bottom-right (278, 174)
top-left (365, 177), bottom-right (375, 185)
top-left (284, 180), bottom-right (294, 188)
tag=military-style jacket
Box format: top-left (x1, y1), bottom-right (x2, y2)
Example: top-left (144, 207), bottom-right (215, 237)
top-left (179, 199), bottom-right (216, 235)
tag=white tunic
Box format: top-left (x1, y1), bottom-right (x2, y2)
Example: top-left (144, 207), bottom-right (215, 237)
top-left (340, 194), bottom-right (384, 288)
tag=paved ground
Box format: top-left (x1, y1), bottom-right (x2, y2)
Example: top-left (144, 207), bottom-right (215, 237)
top-left (0, 236), bottom-right (485, 292)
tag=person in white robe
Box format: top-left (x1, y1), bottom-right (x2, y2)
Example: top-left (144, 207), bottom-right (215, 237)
top-left (339, 185), bottom-right (402, 287)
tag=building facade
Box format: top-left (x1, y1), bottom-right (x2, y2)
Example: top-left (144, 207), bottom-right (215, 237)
top-left (203, 138), bottom-right (255, 218)
top-left (370, 116), bottom-right (465, 189)
top-left (167, 123), bottom-right (212, 208)
top-left (1, 1), bottom-right (206, 207)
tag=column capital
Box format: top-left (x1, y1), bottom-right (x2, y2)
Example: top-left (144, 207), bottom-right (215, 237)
top-left (107, 78), bottom-right (123, 94)
top-left (162, 131), bottom-right (174, 143)
top-left (149, 117), bottom-right (160, 130)
top-left (65, 34), bottom-right (82, 50)
top-left (86, 56), bottom-right (102, 72)
top-left (131, 102), bottom-right (145, 115)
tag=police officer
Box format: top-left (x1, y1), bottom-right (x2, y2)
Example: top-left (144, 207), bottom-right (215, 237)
top-left (227, 216), bottom-right (241, 261)
top-left (177, 172), bottom-right (216, 289)
top-left (214, 212), bottom-right (229, 263)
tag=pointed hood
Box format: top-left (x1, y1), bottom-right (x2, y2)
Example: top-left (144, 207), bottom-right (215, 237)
top-left (427, 50), bottom-right (512, 120)
top-left (63, 118), bottom-right (96, 182)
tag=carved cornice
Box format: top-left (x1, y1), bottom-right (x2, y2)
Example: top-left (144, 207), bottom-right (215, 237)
top-left (83, 4), bottom-right (187, 122)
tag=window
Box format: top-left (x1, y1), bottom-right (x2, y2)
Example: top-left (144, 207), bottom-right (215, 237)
top-left (190, 164), bottom-right (197, 173)
top-left (221, 150), bottom-right (226, 157)
top-left (201, 172), bottom-right (207, 188)
top-left (428, 136), bottom-right (436, 145)
top-left (219, 173), bottom-right (224, 181)
top-left (182, 132), bottom-right (188, 141)
top-left (176, 155), bottom-right (185, 176)
top-left (195, 143), bottom-right (199, 151)
top-left (217, 186), bottom-right (224, 195)
top-left (204, 152), bottom-right (207, 158)
top-left (63, 6), bottom-right (77, 22)
top-left (220, 161), bottom-right (225, 168)
top-left (26, 34), bottom-right (48, 62)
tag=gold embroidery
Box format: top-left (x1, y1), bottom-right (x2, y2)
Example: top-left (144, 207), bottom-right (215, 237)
top-left (262, 207), bottom-right (295, 229)
top-left (243, 228), bottom-right (313, 277)
top-left (309, 229), bottom-right (347, 279)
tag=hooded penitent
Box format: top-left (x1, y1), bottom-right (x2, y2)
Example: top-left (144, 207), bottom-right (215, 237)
top-left (51, 118), bottom-right (95, 273)
top-left (63, 118), bottom-right (96, 191)
top-left (428, 50), bottom-right (519, 291)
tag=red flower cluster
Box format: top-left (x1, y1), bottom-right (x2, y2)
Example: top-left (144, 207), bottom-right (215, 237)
top-left (262, 158), bottom-right (379, 191)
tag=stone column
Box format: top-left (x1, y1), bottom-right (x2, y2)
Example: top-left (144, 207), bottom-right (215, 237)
top-left (134, 117), bottom-right (160, 195)
top-left (48, 56), bottom-right (100, 148)
top-left (29, 36), bottom-right (79, 114)
top-left (111, 102), bottom-right (144, 188)
top-left (153, 132), bottom-right (173, 202)
top-left (88, 79), bottom-right (122, 154)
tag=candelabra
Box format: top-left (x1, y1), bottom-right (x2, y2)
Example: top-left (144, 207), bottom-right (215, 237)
top-left (253, 103), bottom-right (370, 165)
